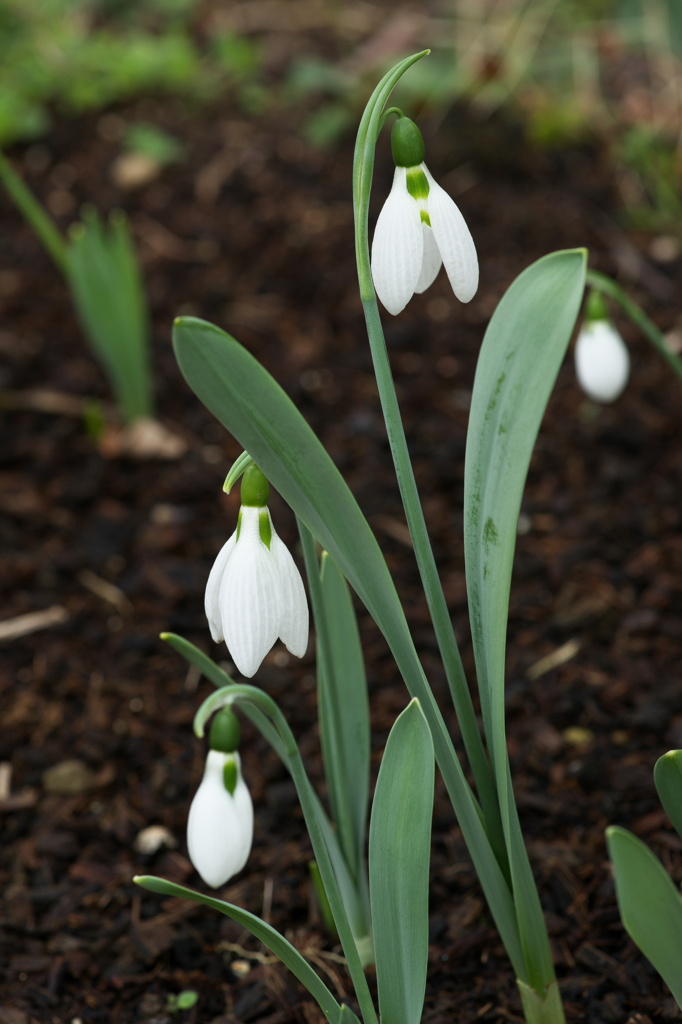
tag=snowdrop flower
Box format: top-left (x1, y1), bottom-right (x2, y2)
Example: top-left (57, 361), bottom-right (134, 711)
top-left (575, 318), bottom-right (630, 403)
top-left (187, 710), bottom-right (253, 889)
top-left (205, 464), bottom-right (308, 677)
top-left (371, 116), bottom-right (478, 315)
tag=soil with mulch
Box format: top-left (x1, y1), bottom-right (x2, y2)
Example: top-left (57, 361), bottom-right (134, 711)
top-left (2, 48), bottom-right (682, 1024)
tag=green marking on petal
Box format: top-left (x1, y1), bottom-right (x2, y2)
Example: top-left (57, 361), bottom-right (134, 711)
top-left (258, 509), bottom-right (272, 549)
top-left (406, 166), bottom-right (429, 202)
top-left (223, 756), bottom-right (238, 795)
top-left (419, 209), bottom-right (431, 226)
top-left (236, 508), bottom-right (242, 541)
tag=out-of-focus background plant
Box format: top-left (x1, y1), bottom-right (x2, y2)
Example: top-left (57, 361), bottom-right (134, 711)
top-left (2, 0), bottom-right (681, 231)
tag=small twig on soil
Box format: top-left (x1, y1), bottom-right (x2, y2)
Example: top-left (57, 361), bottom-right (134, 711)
top-left (0, 604), bottom-right (68, 642)
top-left (78, 569), bottom-right (133, 614)
top-left (526, 639), bottom-right (581, 680)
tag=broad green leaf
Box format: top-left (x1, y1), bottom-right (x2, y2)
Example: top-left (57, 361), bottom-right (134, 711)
top-left (463, 250), bottom-right (586, 989)
top-left (67, 208), bottom-right (153, 422)
top-left (134, 876), bottom-right (342, 1022)
top-left (654, 750), bottom-right (682, 842)
top-left (172, 315), bottom-right (526, 980)
top-left (369, 700), bottom-right (434, 1024)
top-left (172, 316), bottom-right (411, 656)
top-left (464, 248), bottom-right (587, 767)
top-left (606, 826), bottom-right (682, 1007)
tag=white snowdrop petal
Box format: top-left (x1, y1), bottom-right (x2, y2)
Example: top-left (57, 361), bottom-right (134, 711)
top-left (205, 533), bottom-right (237, 642)
top-left (230, 770), bottom-right (255, 875)
top-left (269, 524), bottom-right (309, 658)
top-left (371, 167), bottom-right (423, 315)
top-left (219, 507), bottom-right (280, 677)
top-left (423, 165), bottom-right (479, 303)
top-left (187, 751), bottom-right (253, 888)
top-left (414, 222), bottom-right (442, 294)
top-left (575, 320), bottom-right (630, 403)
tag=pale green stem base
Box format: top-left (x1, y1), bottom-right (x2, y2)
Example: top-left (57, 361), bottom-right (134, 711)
top-left (517, 979), bottom-right (566, 1024)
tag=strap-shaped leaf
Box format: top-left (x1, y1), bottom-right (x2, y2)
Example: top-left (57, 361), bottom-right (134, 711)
top-left (67, 208), bottom-right (152, 422)
top-left (369, 699), bottom-right (434, 1024)
top-left (606, 826), bottom-right (682, 1007)
top-left (464, 248), bottom-right (587, 764)
top-left (463, 248), bottom-right (586, 992)
top-left (316, 545), bottom-right (370, 887)
top-left (134, 876), bottom-right (342, 1022)
top-left (654, 750), bottom-right (682, 842)
top-left (172, 316), bottom-right (412, 656)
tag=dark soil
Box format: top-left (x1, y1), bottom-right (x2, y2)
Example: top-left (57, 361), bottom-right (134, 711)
top-left (2, 51), bottom-right (682, 1024)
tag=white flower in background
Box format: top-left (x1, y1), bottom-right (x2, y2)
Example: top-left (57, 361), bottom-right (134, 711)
top-left (371, 116), bottom-right (478, 316)
top-left (187, 749), bottom-right (253, 888)
top-left (575, 319), bottom-right (630, 403)
top-left (205, 465), bottom-right (308, 677)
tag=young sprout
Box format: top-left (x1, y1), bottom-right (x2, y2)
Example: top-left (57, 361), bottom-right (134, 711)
top-left (371, 116), bottom-right (478, 315)
top-left (205, 464), bottom-right (309, 677)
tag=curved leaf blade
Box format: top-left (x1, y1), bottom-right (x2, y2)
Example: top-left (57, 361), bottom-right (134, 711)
top-left (172, 316), bottom-right (411, 659)
top-left (369, 699), bottom-right (434, 1024)
top-left (464, 248), bottom-right (587, 757)
top-left (606, 826), bottom-right (682, 1007)
top-left (134, 875), bottom-right (342, 1022)
top-left (171, 316), bottom-right (526, 978)
top-left (318, 550), bottom-right (370, 885)
top-left (654, 750), bottom-right (682, 842)
top-left (463, 248), bottom-right (587, 988)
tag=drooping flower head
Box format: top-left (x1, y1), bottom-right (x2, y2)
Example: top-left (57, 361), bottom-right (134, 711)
top-left (574, 293), bottom-right (630, 403)
top-left (187, 708), bottom-right (254, 889)
top-left (205, 464), bottom-right (309, 677)
top-left (371, 115), bottom-right (479, 316)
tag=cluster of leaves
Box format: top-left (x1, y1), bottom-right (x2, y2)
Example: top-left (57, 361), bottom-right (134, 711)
top-left (0, 0), bottom-right (263, 145)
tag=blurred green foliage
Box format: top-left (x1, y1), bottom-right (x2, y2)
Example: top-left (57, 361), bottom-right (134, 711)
top-left (0, 0), bottom-right (263, 144)
top-left (123, 122), bottom-right (184, 165)
top-left (2, 0), bottom-right (681, 230)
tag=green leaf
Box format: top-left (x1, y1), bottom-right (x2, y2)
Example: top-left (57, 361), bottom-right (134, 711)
top-left (317, 547), bottom-right (370, 887)
top-left (171, 315), bottom-right (526, 981)
top-left (464, 248), bottom-right (586, 766)
top-left (654, 750), bottom-right (682, 841)
top-left (134, 876), bottom-right (342, 1022)
top-left (463, 248), bottom-right (587, 990)
top-left (172, 316), bottom-right (407, 650)
top-left (337, 1005), bottom-right (362, 1024)
top-left (606, 826), bottom-right (682, 1007)
top-left (66, 208), bottom-right (153, 422)
top-left (369, 699), bottom-right (434, 1024)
